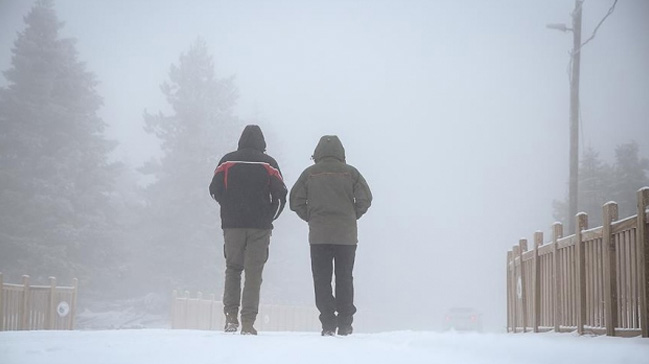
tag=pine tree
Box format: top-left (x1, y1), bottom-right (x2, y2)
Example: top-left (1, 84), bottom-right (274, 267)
top-left (611, 141), bottom-right (649, 217)
top-left (577, 147), bottom-right (613, 226)
top-left (553, 142), bottom-right (649, 228)
top-left (0, 0), bottom-right (120, 288)
top-left (551, 198), bottom-right (568, 228)
top-left (137, 38), bottom-right (241, 294)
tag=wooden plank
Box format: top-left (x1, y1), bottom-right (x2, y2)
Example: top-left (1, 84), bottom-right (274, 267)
top-left (176, 296), bottom-right (185, 329)
top-left (597, 236), bottom-right (604, 327)
top-left (558, 235), bottom-right (575, 250)
top-left (582, 239), bottom-right (595, 326)
top-left (0, 273), bottom-right (4, 331)
top-left (47, 277), bottom-right (56, 330)
top-left (196, 291), bottom-right (203, 329)
top-left (630, 228), bottom-right (638, 328)
top-left (20, 275), bottom-right (29, 330)
top-left (564, 245), bottom-right (570, 326)
top-left (513, 245), bottom-right (520, 332)
top-left (614, 328), bottom-right (643, 338)
top-left (544, 255), bottom-right (552, 326)
top-left (211, 299), bottom-right (220, 330)
top-left (611, 215), bottom-right (637, 234)
top-left (533, 232), bottom-right (543, 333)
top-left (171, 290), bottom-right (178, 329)
top-left (519, 239), bottom-right (528, 332)
top-left (538, 244), bottom-right (553, 256)
top-left (522, 250), bottom-right (534, 262)
top-left (603, 202), bottom-right (618, 336)
top-left (185, 291), bottom-right (192, 329)
top-left (507, 251), bottom-right (512, 333)
top-left (567, 244), bottom-right (571, 326)
top-left (619, 231), bottom-right (626, 329)
top-left (552, 223), bottom-right (563, 332)
top-left (637, 187), bottom-right (649, 338)
top-left (209, 294), bottom-right (216, 330)
top-left (70, 278), bottom-right (78, 330)
top-left (575, 213), bottom-right (588, 335)
top-left (582, 227), bottom-right (603, 241)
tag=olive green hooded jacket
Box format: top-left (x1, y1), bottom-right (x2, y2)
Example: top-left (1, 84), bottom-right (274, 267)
top-left (289, 135), bottom-right (372, 245)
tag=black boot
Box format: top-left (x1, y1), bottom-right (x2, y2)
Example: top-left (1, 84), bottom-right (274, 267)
top-left (337, 314), bottom-right (354, 336)
top-left (224, 312), bottom-right (239, 333)
top-left (321, 329), bottom-right (336, 336)
top-left (241, 321), bottom-right (257, 335)
top-left (337, 325), bottom-right (353, 336)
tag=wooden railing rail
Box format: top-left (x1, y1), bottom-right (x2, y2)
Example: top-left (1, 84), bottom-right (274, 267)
top-left (507, 187), bottom-right (649, 338)
top-left (0, 274), bottom-right (78, 331)
top-left (171, 290), bottom-right (320, 332)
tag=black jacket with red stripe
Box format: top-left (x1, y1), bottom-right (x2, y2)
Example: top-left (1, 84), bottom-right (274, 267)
top-left (209, 125), bottom-right (287, 229)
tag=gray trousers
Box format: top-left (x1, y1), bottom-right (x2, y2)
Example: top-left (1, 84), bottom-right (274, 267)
top-left (222, 228), bottom-right (271, 324)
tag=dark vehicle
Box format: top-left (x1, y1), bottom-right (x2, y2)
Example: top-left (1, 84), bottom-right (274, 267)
top-left (443, 307), bottom-right (482, 332)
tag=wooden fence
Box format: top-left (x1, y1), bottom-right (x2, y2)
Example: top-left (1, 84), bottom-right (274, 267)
top-left (1, 274), bottom-right (78, 331)
top-left (171, 290), bottom-right (320, 332)
top-left (507, 187), bottom-right (649, 337)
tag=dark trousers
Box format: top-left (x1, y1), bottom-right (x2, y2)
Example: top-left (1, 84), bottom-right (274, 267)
top-left (223, 228), bottom-right (271, 324)
top-left (310, 244), bottom-right (357, 331)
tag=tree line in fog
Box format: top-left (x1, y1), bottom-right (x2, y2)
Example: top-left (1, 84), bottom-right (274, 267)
top-left (553, 143), bottom-right (649, 228)
top-left (0, 1), bottom-right (241, 302)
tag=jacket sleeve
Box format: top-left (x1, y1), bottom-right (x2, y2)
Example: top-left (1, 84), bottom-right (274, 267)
top-left (353, 169), bottom-right (372, 219)
top-left (289, 170), bottom-right (309, 222)
top-left (269, 161), bottom-right (288, 220)
top-left (209, 158), bottom-right (227, 203)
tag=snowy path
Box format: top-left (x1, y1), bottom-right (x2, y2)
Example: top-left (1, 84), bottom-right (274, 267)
top-left (1, 329), bottom-right (648, 364)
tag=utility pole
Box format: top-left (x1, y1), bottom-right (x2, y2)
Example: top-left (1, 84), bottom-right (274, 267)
top-left (549, 1), bottom-right (583, 232)
top-left (549, 0), bottom-right (618, 231)
top-left (568, 0), bottom-right (583, 232)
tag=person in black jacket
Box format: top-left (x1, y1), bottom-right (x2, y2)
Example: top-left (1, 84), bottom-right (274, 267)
top-left (209, 125), bottom-right (287, 335)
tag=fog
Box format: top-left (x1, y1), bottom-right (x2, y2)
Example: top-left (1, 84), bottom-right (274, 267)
top-left (1, 0), bottom-right (648, 332)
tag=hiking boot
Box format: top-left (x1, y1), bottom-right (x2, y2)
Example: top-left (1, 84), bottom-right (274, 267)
top-left (241, 322), bottom-right (257, 335)
top-left (224, 312), bottom-right (239, 333)
top-left (321, 329), bottom-right (336, 337)
top-left (225, 322), bottom-right (239, 332)
top-left (337, 326), bottom-right (353, 336)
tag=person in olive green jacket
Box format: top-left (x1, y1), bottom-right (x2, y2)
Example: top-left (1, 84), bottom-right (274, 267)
top-left (289, 135), bottom-right (372, 336)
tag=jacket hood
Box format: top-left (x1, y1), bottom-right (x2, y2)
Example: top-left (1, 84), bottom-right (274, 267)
top-left (312, 135), bottom-right (346, 163)
top-left (237, 125), bottom-right (267, 152)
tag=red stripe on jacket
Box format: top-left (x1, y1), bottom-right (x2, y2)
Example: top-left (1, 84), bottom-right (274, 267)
top-left (214, 161), bottom-right (283, 190)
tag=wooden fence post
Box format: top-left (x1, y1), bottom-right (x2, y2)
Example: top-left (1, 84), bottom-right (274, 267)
top-left (185, 290), bottom-right (191, 329)
top-left (507, 251), bottom-right (512, 333)
top-left (209, 294), bottom-right (216, 330)
top-left (602, 202), bottom-right (619, 336)
top-left (70, 278), bottom-right (78, 330)
top-left (47, 277), bottom-right (56, 330)
top-left (171, 290), bottom-right (178, 329)
top-left (21, 275), bottom-right (30, 330)
top-left (533, 231), bottom-right (543, 333)
top-left (197, 291), bottom-right (203, 328)
top-left (519, 238), bottom-right (528, 333)
top-left (552, 223), bottom-right (563, 332)
top-left (0, 272), bottom-right (4, 331)
top-left (512, 245), bottom-right (521, 332)
top-left (637, 187), bottom-right (649, 338)
top-left (575, 213), bottom-right (588, 335)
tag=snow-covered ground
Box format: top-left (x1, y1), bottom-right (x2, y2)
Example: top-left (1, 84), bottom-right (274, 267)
top-left (1, 329), bottom-right (647, 364)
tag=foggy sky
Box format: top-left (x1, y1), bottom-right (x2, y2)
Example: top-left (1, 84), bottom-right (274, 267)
top-left (1, 0), bottom-right (648, 331)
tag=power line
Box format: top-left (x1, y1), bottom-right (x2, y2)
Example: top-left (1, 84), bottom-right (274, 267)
top-left (568, 0), bottom-right (618, 159)
top-left (579, 0), bottom-right (618, 51)
top-left (568, 0), bottom-right (618, 82)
